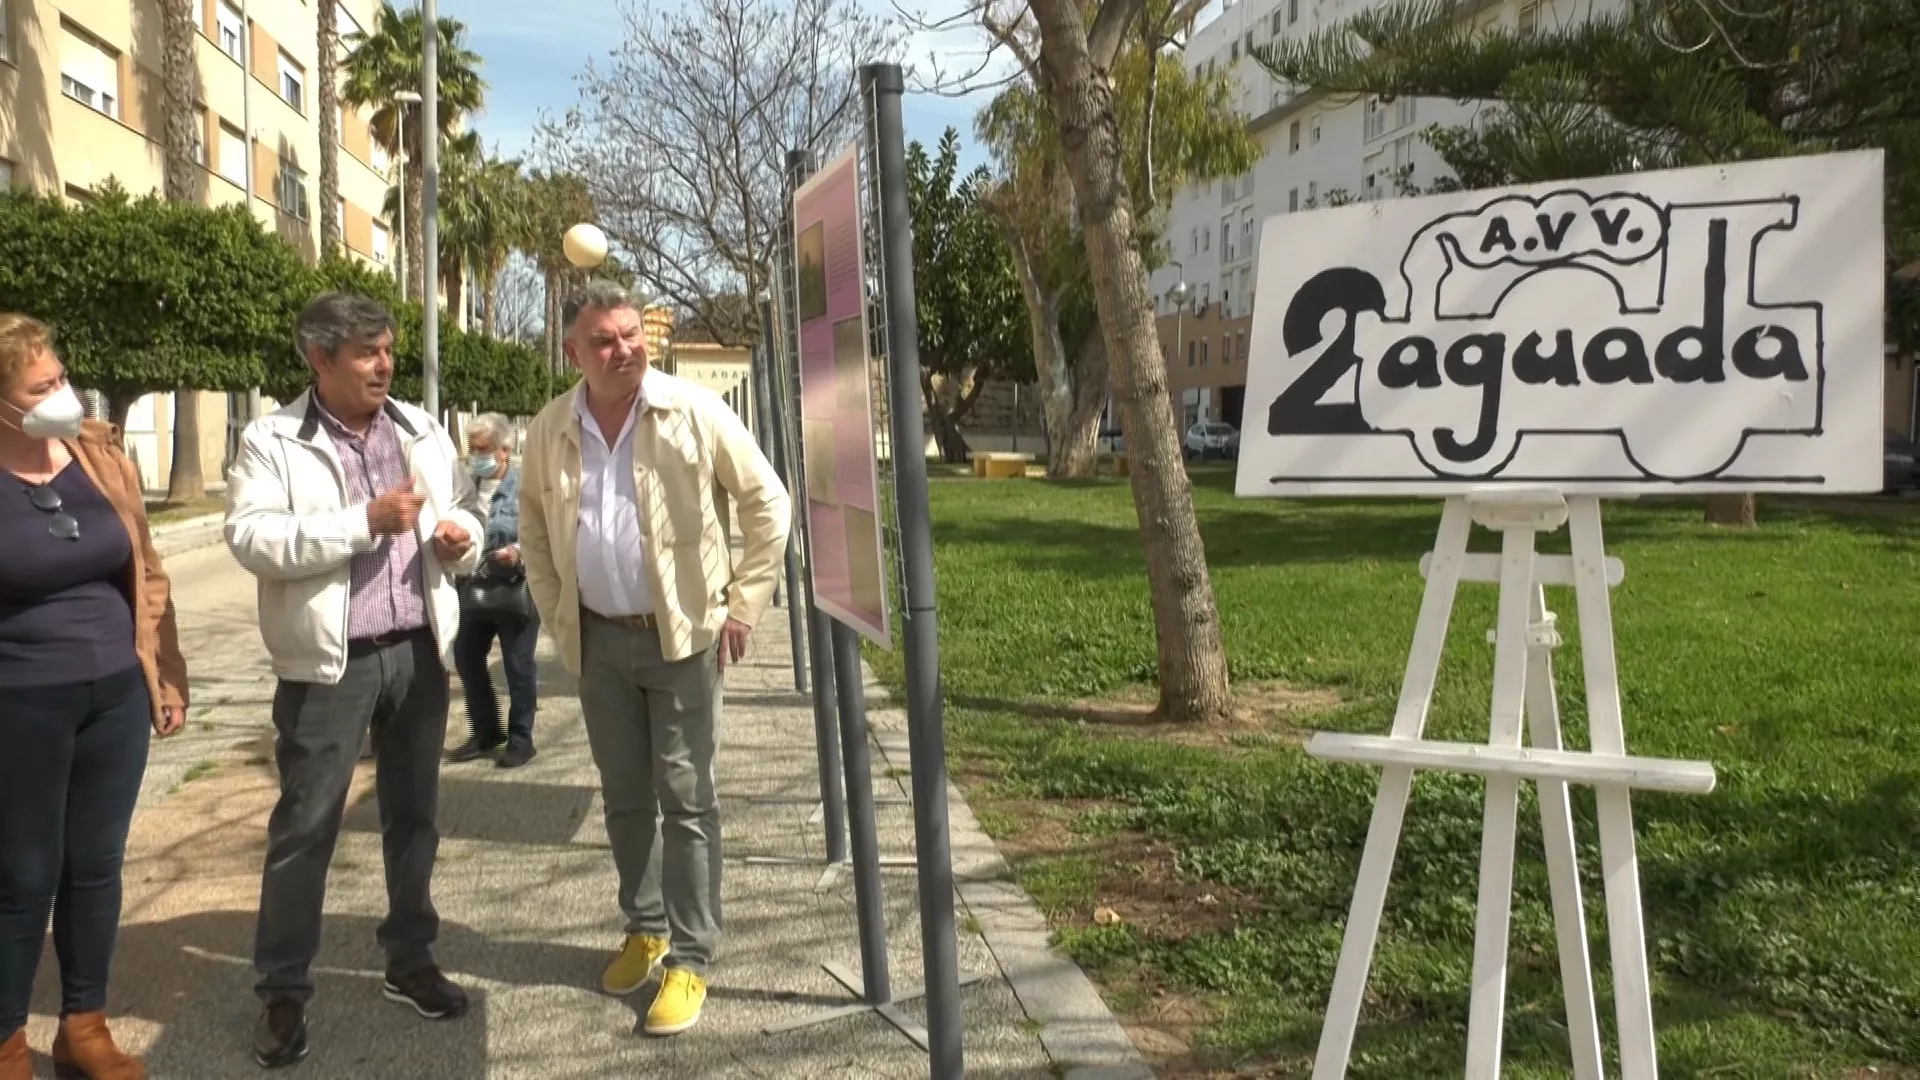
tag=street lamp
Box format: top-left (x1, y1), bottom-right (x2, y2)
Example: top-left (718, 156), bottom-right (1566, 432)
top-left (1167, 260), bottom-right (1192, 372)
top-left (393, 89), bottom-right (421, 297)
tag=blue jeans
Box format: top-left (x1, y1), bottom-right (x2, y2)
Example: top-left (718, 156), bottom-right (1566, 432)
top-left (454, 607), bottom-right (540, 749)
top-left (0, 664), bottom-right (151, 1039)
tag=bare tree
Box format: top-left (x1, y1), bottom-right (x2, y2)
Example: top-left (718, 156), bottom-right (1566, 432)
top-left (490, 254), bottom-right (547, 345)
top-left (535, 0), bottom-right (898, 346)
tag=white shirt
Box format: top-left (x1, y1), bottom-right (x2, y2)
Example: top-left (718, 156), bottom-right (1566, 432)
top-left (574, 376), bottom-right (654, 617)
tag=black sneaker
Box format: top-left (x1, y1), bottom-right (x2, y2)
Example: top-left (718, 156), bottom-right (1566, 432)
top-left (445, 739), bottom-right (500, 764)
top-left (252, 997), bottom-right (309, 1069)
top-left (495, 742), bottom-right (537, 769)
top-left (382, 965), bottom-right (470, 1019)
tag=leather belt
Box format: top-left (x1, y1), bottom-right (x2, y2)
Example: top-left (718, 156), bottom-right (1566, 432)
top-left (351, 628), bottom-right (426, 650)
top-left (586, 608), bottom-right (658, 632)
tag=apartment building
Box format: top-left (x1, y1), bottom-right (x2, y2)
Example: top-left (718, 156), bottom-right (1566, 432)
top-left (1147, 0), bottom-right (1628, 436)
top-left (0, 0), bottom-right (401, 488)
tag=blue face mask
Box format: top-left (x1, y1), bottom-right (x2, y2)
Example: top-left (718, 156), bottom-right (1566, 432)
top-left (468, 455), bottom-right (502, 482)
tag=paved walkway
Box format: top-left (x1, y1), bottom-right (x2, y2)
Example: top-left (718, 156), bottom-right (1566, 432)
top-left (20, 528), bottom-right (1149, 1079)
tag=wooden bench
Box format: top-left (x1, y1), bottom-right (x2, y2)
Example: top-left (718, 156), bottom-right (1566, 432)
top-left (969, 451), bottom-right (1035, 479)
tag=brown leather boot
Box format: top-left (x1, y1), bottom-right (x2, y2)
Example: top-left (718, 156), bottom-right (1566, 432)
top-left (50, 1012), bottom-right (145, 1080)
top-left (0, 1028), bottom-right (30, 1080)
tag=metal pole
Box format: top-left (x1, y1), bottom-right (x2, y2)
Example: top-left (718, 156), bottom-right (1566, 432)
top-left (420, 0), bottom-right (440, 417)
top-left (865, 62), bottom-right (963, 1077)
top-left (759, 307), bottom-right (809, 696)
top-left (830, 619), bottom-right (889, 1005)
top-left (747, 355), bottom-right (783, 610)
top-left (395, 107), bottom-right (406, 296)
top-left (774, 158), bottom-right (847, 867)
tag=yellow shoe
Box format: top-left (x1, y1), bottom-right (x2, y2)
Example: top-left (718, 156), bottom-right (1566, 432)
top-left (644, 968), bottom-right (707, 1036)
top-left (601, 934), bottom-right (670, 996)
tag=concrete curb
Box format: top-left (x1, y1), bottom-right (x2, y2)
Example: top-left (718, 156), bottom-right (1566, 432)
top-left (151, 510), bottom-right (226, 558)
top-left (863, 680), bottom-right (1154, 1080)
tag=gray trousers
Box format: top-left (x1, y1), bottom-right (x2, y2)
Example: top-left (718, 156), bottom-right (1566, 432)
top-left (578, 611), bottom-right (724, 974)
top-left (253, 630), bottom-right (449, 1003)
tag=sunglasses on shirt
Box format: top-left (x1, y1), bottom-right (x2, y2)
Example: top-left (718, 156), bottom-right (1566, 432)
top-left (28, 483), bottom-right (81, 541)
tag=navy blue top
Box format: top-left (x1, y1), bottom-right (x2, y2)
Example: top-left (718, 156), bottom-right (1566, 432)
top-left (0, 462), bottom-right (137, 687)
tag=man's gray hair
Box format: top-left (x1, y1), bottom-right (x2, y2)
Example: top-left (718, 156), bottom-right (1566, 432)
top-left (467, 412), bottom-right (512, 450)
top-left (561, 279), bottom-right (648, 333)
top-left (296, 292), bottom-right (395, 361)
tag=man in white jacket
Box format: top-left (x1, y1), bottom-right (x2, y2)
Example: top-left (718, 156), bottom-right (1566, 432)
top-left (225, 292), bottom-right (485, 1070)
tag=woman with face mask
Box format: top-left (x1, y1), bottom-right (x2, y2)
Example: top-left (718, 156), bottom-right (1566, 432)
top-left (446, 412), bottom-right (540, 769)
top-left (0, 316), bottom-right (188, 1080)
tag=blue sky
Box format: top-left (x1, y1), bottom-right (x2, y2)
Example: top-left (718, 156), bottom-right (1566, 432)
top-left (434, 0), bottom-right (1011, 177)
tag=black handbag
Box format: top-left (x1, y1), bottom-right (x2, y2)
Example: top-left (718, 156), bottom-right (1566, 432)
top-left (460, 560), bottom-right (534, 619)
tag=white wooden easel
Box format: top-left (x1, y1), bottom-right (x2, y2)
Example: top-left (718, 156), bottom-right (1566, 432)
top-left (1306, 489), bottom-right (1718, 1080)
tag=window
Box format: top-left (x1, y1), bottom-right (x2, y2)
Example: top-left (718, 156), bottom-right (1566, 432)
top-left (1200, 283), bottom-right (1210, 308)
top-left (1289, 0), bottom-right (1299, 23)
top-left (59, 22), bottom-right (119, 120)
top-left (1365, 96), bottom-right (1387, 140)
top-left (193, 107), bottom-right (207, 165)
top-left (1288, 187), bottom-right (1299, 212)
top-left (0, 160), bottom-right (12, 190)
top-left (1200, 341), bottom-right (1210, 366)
top-left (1229, 40), bottom-right (1238, 62)
top-left (1202, 229), bottom-right (1210, 252)
top-left (1289, 120), bottom-right (1300, 153)
top-left (1187, 340), bottom-right (1196, 367)
top-left (1396, 96), bottom-right (1417, 129)
top-left (217, 0), bottom-right (243, 61)
top-left (1244, 31), bottom-right (1254, 55)
top-left (277, 157), bottom-right (308, 219)
top-left (1517, 1), bottom-right (1538, 36)
top-left (1221, 219), bottom-right (1233, 261)
top-left (1238, 330), bottom-right (1248, 363)
top-left (372, 220), bottom-right (390, 263)
top-left (1307, 180), bottom-right (1318, 205)
top-left (1238, 267), bottom-right (1251, 313)
top-left (0, 0), bottom-right (12, 61)
top-left (1311, 119), bottom-right (1321, 144)
top-left (1189, 227), bottom-right (1198, 255)
top-left (277, 51), bottom-right (304, 112)
top-left (217, 122), bottom-right (246, 187)
top-left (1270, 10), bottom-right (1283, 35)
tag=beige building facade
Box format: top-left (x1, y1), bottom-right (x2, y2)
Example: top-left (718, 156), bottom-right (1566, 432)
top-left (1, 0), bottom-right (400, 490)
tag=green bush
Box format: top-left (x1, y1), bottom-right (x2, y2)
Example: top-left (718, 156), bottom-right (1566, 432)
top-left (0, 187), bottom-right (558, 419)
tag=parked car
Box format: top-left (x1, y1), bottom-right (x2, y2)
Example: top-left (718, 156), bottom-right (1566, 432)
top-left (1887, 429), bottom-right (1920, 493)
top-left (1184, 421), bottom-right (1241, 461)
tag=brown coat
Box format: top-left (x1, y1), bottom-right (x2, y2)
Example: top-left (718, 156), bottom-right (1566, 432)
top-left (62, 419), bottom-right (189, 727)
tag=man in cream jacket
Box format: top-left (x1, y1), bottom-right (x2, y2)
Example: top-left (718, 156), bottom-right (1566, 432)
top-left (518, 280), bottom-right (790, 1037)
top-left (225, 292), bottom-right (485, 1069)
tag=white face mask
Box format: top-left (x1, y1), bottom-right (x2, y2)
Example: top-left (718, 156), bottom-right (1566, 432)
top-left (4, 384), bottom-right (86, 440)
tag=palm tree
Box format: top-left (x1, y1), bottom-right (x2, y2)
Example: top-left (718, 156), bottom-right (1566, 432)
top-left (340, 2), bottom-right (484, 303)
top-left (160, 0), bottom-right (205, 501)
top-left (317, 0), bottom-right (342, 252)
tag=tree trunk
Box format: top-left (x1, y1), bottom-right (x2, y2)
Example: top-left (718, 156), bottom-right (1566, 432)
top-left (482, 257), bottom-right (502, 339)
top-left (921, 367), bottom-right (989, 464)
top-left (1031, 0), bottom-right (1232, 724)
top-left (446, 260), bottom-right (465, 330)
top-left (166, 390), bottom-right (205, 503)
top-left (107, 391), bottom-right (142, 438)
top-left (406, 145), bottom-right (426, 304)
top-left (317, 0), bottom-right (341, 254)
top-left (1704, 493), bottom-right (1757, 527)
top-left (998, 223), bottom-right (1105, 477)
top-left (159, 0), bottom-right (197, 203)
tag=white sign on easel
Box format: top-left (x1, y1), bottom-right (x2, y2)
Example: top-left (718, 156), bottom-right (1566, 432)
top-left (1234, 150), bottom-right (1885, 1079)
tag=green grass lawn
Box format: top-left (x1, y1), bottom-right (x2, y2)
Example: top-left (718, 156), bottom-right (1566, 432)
top-left (869, 473), bottom-right (1920, 1078)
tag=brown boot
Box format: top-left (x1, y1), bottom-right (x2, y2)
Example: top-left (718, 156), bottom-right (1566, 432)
top-left (50, 1012), bottom-right (145, 1080)
top-left (0, 1029), bottom-right (29, 1080)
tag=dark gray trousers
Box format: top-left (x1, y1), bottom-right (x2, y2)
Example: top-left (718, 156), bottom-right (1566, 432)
top-left (253, 630), bottom-right (449, 1004)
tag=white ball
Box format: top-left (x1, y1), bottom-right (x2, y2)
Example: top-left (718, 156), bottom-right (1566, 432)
top-left (563, 223), bottom-right (608, 268)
